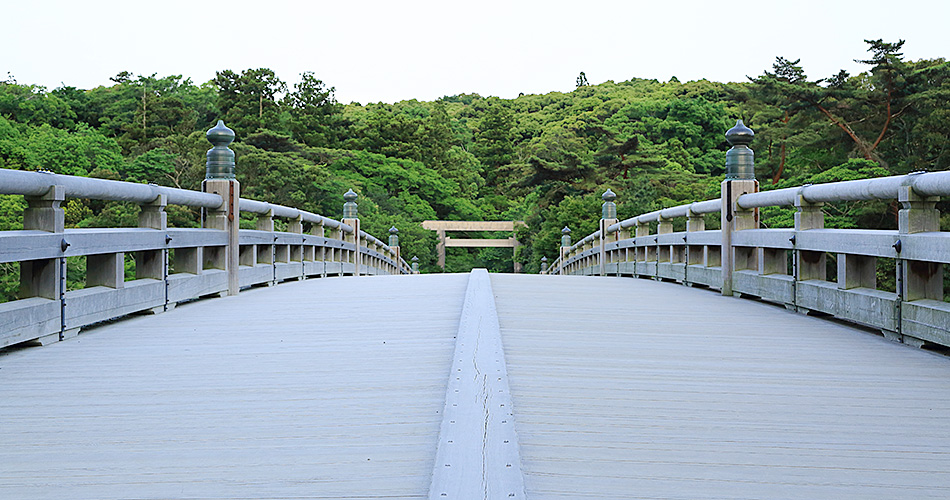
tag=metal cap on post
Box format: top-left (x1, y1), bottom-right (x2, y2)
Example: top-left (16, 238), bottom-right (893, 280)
top-left (601, 189), bottom-right (617, 219)
top-left (206, 120), bottom-right (236, 180)
top-left (388, 226), bottom-right (399, 247)
top-left (724, 120), bottom-right (755, 181)
top-left (343, 189), bottom-right (358, 219)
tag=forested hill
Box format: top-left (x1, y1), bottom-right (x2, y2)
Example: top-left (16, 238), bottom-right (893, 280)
top-left (1, 39), bottom-right (948, 275)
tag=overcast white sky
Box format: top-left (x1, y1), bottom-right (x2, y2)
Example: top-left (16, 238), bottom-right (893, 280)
top-left (3, 0), bottom-right (948, 104)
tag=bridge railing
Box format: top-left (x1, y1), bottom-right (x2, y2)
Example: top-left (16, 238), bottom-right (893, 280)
top-left (0, 122), bottom-right (410, 349)
top-left (551, 121), bottom-right (950, 349)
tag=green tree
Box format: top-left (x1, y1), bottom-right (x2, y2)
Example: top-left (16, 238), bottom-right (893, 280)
top-left (576, 72), bottom-right (589, 88)
top-left (213, 68), bottom-right (287, 138)
top-left (473, 100), bottom-right (514, 179)
top-left (751, 41), bottom-right (909, 169)
top-left (284, 72), bottom-right (341, 147)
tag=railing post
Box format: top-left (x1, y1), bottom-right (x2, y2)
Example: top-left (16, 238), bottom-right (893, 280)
top-left (685, 207), bottom-right (705, 283)
top-left (20, 184), bottom-right (68, 343)
top-left (256, 209), bottom-right (274, 231)
top-left (309, 221), bottom-right (325, 276)
top-left (657, 214), bottom-right (672, 266)
top-left (560, 227), bottom-right (571, 275)
top-left (202, 120), bottom-right (240, 296)
top-left (20, 184), bottom-right (65, 300)
top-left (795, 192), bottom-right (825, 282)
top-left (636, 221), bottom-right (649, 272)
top-left (132, 194), bottom-right (168, 313)
top-left (720, 120), bottom-right (759, 296)
top-left (411, 256), bottom-right (420, 274)
top-left (618, 226), bottom-right (631, 275)
top-left (342, 189), bottom-right (360, 277)
top-left (255, 209), bottom-right (276, 285)
top-left (540, 256), bottom-right (548, 274)
top-left (327, 225), bottom-right (340, 273)
top-left (898, 176), bottom-right (943, 301)
top-left (600, 189), bottom-right (618, 276)
top-left (389, 226), bottom-right (400, 275)
top-left (288, 214), bottom-right (304, 279)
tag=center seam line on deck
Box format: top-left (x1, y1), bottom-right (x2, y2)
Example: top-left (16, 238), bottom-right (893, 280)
top-left (428, 269), bottom-right (527, 500)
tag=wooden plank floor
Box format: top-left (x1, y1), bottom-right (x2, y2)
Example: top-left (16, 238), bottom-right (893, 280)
top-left (5, 273), bottom-right (950, 499)
top-left (0, 273), bottom-right (469, 500)
top-left (491, 274), bottom-right (950, 500)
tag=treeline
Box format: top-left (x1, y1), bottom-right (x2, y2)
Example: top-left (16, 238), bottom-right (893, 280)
top-left (1, 39), bottom-right (948, 289)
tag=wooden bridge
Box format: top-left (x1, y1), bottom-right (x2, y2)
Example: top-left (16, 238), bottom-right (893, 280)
top-left (3, 120), bottom-right (950, 498)
top-left (4, 270), bottom-right (950, 499)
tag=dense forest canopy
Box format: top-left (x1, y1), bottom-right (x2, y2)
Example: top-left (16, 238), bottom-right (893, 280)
top-left (1, 39), bottom-right (948, 294)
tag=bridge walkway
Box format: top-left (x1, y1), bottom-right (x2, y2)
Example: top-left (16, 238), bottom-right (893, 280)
top-left (493, 275), bottom-right (950, 499)
top-left (2, 273), bottom-right (950, 499)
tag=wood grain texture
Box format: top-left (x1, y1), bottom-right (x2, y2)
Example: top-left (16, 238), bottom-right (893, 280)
top-left (429, 269), bottom-right (526, 499)
top-left (5, 273), bottom-right (950, 499)
top-left (491, 274), bottom-right (950, 500)
top-left (0, 273), bottom-right (468, 500)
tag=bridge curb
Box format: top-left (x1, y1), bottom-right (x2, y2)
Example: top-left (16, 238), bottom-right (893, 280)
top-left (428, 269), bottom-right (527, 499)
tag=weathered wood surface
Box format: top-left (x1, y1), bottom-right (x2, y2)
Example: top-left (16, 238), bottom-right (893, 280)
top-left (3, 272), bottom-right (950, 499)
top-left (421, 221), bottom-right (525, 231)
top-left (444, 237), bottom-right (518, 248)
top-left (429, 269), bottom-right (526, 499)
top-left (491, 274), bottom-right (950, 499)
top-left (0, 273), bottom-right (468, 500)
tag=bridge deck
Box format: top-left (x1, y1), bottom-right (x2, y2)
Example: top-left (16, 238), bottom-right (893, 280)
top-left (493, 275), bottom-right (950, 499)
top-left (2, 273), bottom-right (950, 499)
top-left (0, 274), bottom-right (469, 500)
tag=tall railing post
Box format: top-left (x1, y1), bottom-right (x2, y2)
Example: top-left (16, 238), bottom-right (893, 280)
top-left (720, 120), bottom-right (759, 296)
top-left (342, 189), bottom-right (360, 277)
top-left (560, 227), bottom-right (571, 275)
top-left (389, 226), bottom-right (401, 274)
top-left (600, 189), bottom-right (618, 276)
top-left (202, 120), bottom-right (240, 296)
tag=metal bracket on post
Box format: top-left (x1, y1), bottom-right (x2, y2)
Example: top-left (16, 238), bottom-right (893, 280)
top-left (163, 247), bottom-right (169, 312)
top-left (59, 256), bottom-right (66, 340)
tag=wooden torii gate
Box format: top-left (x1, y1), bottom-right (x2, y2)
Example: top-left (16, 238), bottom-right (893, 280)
top-left (422, 220), bottom-right (527, 273)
